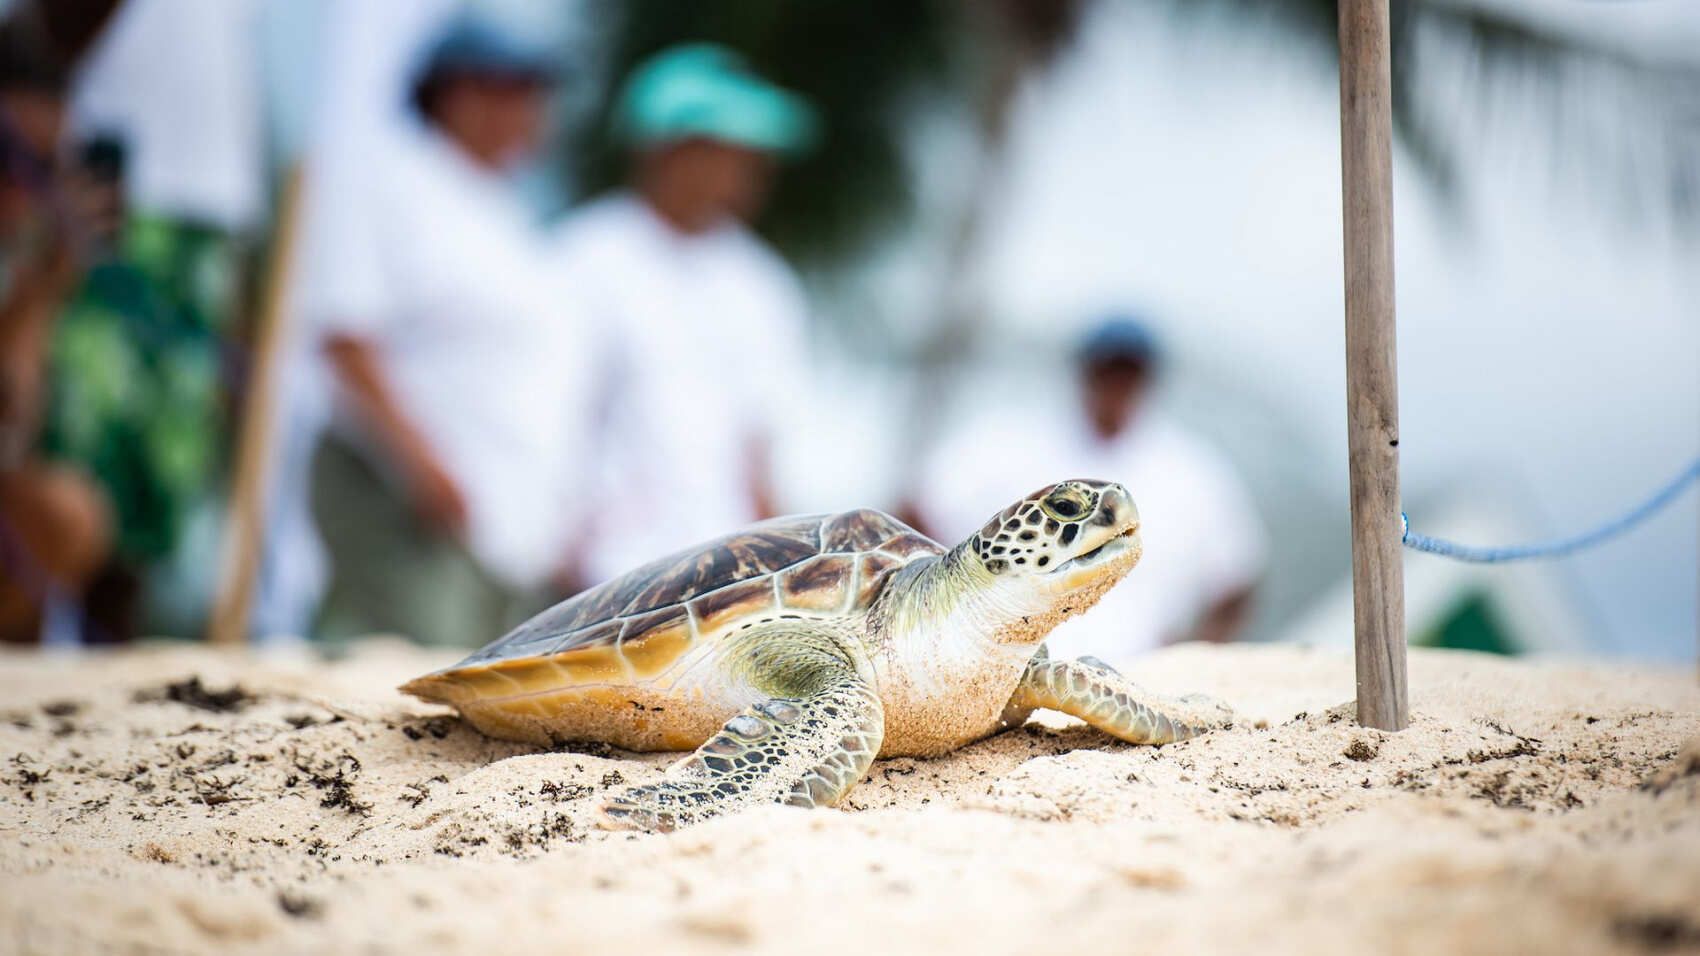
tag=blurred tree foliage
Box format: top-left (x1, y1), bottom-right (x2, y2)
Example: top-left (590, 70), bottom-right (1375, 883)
top-left (566, 0), bottom-right (961, 266)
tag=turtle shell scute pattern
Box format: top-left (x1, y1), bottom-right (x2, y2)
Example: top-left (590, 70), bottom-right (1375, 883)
top-left (446, 510), bottom-right (942, 671)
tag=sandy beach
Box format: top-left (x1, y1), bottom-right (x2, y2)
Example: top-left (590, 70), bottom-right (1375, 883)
top-left (1, 640), bottom-right (1696, 955)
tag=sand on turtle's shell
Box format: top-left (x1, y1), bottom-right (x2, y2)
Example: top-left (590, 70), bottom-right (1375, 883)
top-left (1, 640), bottom-right (1697, 955)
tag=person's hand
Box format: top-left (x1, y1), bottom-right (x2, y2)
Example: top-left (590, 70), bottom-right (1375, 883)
top-left (402, 449), bottom-right (470, 540)
top-left (0, 173), bottom-right (120, 458)
top-left (9, 172), bottom-right (124, 300)
top-left (892, 499), bottom-right (932, 538)
top-left (547, 553), bottom-right (592, 599)
top-left (745, 436), bottom-right (779, 520)
top-left (58, 169), bottom-right (124, 260)
top-left (321, 335), bottom-right (469, 541)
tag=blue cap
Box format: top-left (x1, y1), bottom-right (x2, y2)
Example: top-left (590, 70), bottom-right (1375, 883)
top-left (419, 14), bottom-right (558, 81)
top-left (615, 44), bottom-right (816, 155)
top-left (1078, 315), bottom-right (1161, 366)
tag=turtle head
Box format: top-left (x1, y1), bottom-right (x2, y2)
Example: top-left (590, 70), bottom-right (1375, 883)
top-left (958, 479), bottom-right (1142, 643)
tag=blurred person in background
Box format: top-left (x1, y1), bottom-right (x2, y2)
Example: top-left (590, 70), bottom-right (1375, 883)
top-left (56, 0), bottom-right (267, 636)
top-left (0, 16), bottom-right (115, 645)
top-left (911, 315), bottom-right (1266, 660)
top-left (551, 44), bottom-right (814, 586)
top-left (250, 0), bottom-right (459, 645)
top-left (307, 16), bottom-right (591, 647)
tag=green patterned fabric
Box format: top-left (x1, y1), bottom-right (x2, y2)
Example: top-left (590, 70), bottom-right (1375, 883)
top-left (38, 215), bottom-right (239, 563)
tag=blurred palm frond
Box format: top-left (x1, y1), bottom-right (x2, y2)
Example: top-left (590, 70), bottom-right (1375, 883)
top-left (1163, 0), bottom-right (1700, 229)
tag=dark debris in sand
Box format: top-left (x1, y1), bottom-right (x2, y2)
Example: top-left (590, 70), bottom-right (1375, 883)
top-left (134, 676), bottom-right (258, 713)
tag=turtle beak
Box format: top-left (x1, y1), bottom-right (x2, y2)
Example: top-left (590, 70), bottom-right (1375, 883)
top-left (1094, 484), bottom-right (1138, 535)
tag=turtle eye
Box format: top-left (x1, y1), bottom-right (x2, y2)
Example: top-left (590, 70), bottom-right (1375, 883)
top-left (1041, 491), bottom-right (1089, 522)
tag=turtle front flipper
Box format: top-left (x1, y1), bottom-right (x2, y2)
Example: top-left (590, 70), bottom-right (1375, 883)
top-left (1007, 651), bottom-right (1235, 745)
top-left (602, 625), bottom-right (884, 831)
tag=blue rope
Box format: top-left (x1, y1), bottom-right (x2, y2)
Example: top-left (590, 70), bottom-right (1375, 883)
top-left (1400, 457), bottom-right (1700, 563)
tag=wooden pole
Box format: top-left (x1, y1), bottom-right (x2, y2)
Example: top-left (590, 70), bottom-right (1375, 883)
top-left (208, 167), bottom-right (306, 646)
top-left (1337, 0), bottom-right (1408, 730)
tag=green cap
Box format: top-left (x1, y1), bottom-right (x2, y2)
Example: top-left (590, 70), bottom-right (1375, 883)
top-left (615, 44), bottom-right (817, 155)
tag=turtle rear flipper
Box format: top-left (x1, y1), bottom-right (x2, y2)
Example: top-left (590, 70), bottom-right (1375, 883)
top-left (602, 624), bottom-right (884, 832)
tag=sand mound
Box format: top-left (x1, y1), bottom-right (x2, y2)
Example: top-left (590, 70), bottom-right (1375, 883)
top-left (1, 641), bottom-right (1697, 955)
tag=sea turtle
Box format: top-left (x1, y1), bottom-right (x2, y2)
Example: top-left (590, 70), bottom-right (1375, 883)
top-left (401, 479), bottom-right (1233, 831)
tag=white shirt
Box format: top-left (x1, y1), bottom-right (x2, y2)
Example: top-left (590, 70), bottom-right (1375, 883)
top-left (304, 126), bottom-right (593, 589)
top-left (550, 194), bottom-right (808, 582)
top-left (70, 0), bottom-right (266, 231)
top-left (918, 409), bottom-right (1266, 661)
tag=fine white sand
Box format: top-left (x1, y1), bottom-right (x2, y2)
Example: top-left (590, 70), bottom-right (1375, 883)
top-left (1, 640), bottom-right (1697, 955)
